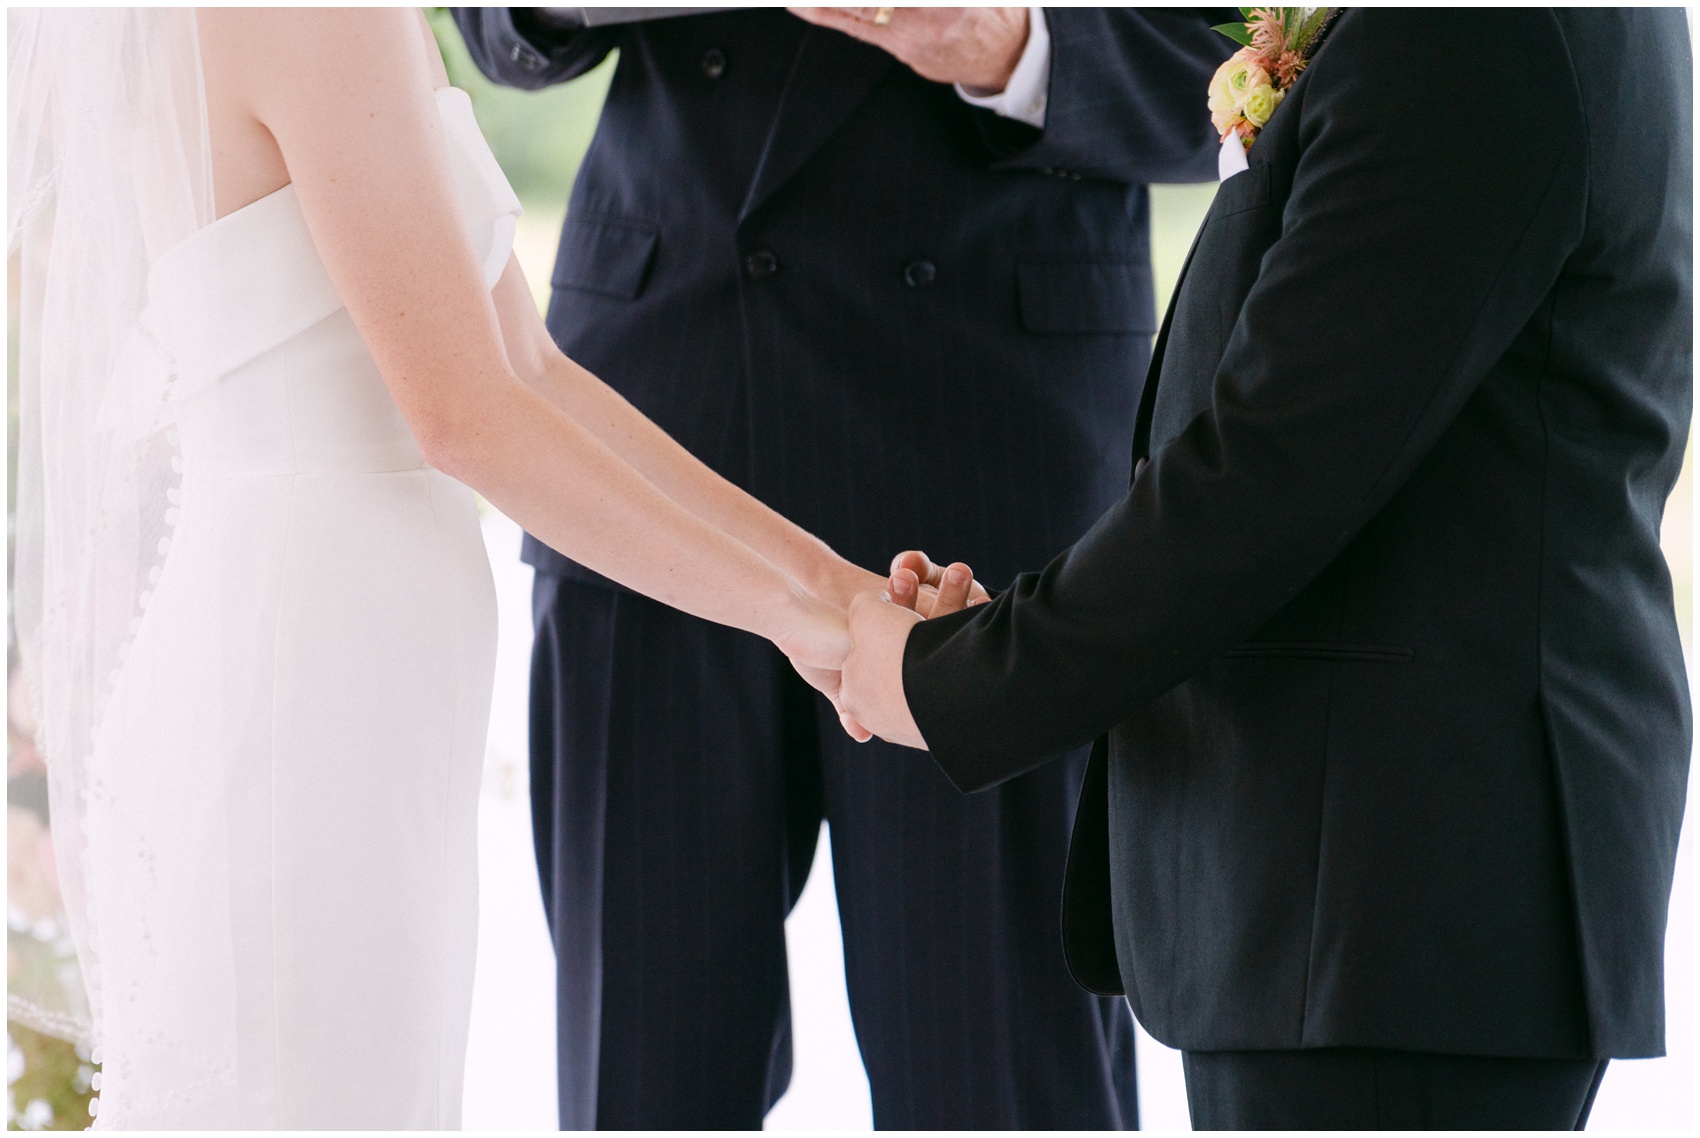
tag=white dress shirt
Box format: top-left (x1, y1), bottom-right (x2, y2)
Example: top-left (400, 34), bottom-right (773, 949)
top-left (1218, 133), bottom-right (1250, 179)
top-left (954, 7), bottom-right (1051, 129)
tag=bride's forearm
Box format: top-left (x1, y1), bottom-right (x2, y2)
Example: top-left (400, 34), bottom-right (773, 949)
top-left (491, 258), bottom-right (880, 608)
top-left (426, 368), bottom-right (845, 660)
top-left (223, 12), bottom-right (864, 650)
top-left (522, 345), bottom-right (882, 608)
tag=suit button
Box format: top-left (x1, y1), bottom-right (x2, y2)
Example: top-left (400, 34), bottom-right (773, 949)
top-left (1134, 457), bottom-right (1149, 479)
top-left (510, 42), bottom-right (545, 72)
top-left (744, 249), bottom-right (779, 277)
top-left (701, 48), bottom-right (726, 79)
top-left (902, 260), bottom-right (936, 289)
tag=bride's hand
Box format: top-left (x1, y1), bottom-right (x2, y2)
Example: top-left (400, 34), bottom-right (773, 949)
top-left (779, 554), bottom-right (981, 744)
top-left (887, 550), bottom-right (991, 616)
top-left (811, 553), bottom-right (984, 619)
top-left (790, 660), bottom-right (875, 744)
top-left (772, 582), bottom-right (852, 670)
top-left (773, 587), bottom-right (878, 743)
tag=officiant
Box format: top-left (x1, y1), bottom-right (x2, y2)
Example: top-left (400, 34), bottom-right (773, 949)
top-left (453, 7), bottom-right (1232, 1128)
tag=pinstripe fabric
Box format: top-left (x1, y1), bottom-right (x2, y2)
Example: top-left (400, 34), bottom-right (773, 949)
top-left (453, 7), bottom-right (1234, 1127)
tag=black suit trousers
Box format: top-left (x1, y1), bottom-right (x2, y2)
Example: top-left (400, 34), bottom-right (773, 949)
top-left (1182, 1048), bottom-right (1610, 1130)
top-left (529, 574), bottom-right (1137, 1129)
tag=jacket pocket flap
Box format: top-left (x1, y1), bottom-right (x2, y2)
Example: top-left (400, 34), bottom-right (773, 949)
top-left (1017, 258), bottom-right (1156, 335)
top-left (552, 216), bottom-right (659, 300)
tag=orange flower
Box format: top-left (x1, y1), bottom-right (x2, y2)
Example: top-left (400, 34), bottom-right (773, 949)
top-left (1207, 49), bottom-right (1272, 139)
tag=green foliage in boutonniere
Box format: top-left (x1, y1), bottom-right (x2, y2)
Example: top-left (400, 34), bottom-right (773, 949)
top-left (1208, 7), bottom-right (1332, 151)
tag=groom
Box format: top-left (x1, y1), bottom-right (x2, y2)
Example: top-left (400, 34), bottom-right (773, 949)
top-left (453, 5), bottom-right (1234, 1129)
top-left (845, 7), bottom-right (1692, 1129)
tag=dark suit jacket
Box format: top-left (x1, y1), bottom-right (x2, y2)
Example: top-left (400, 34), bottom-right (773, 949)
top-left (453, 7), bottom-right (1232, 588)
top-left (905, 8), bottom-right (1692, 1060)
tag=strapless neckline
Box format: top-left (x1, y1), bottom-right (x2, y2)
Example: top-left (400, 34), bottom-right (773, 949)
top-left (143, 85), bottom-right (520, 404)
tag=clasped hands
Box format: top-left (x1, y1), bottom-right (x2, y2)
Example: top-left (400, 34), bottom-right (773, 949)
top-left (783, 551), bottom-right (987, 750)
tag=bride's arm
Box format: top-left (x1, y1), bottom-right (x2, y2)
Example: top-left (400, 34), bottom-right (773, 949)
top-left (200, 7), bottom-right (854, 667)
top-left (487, 256), bottom-right (889, 610)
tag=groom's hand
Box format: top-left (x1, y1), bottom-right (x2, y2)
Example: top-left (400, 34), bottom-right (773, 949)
top-left (814, 551), bottom-right (984, 743)
top-left (841, 591), bottom-right (928, 749)
top-left (787, 8), bottom-right (1029, 94)
top-left (838, 551), bottom-right (987, 745)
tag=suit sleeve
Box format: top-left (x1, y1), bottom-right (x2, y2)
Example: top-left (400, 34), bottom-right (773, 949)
top-left (974, 7), bottom-right (1239, 184)
top-left (450, 7), bottom-right (620, 91)
top-left (905, 10), bottom-right (1590, 791)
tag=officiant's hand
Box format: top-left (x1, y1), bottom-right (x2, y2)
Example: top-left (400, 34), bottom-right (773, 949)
top-left (788, 7), bottom-right (1029, 94)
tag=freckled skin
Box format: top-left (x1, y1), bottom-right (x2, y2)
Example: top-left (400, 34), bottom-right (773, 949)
top-left (193, 6), bottom-right (970, 727)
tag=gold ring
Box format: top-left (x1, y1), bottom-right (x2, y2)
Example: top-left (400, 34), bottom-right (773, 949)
top-left (872, 7), bottom-right (894, 25)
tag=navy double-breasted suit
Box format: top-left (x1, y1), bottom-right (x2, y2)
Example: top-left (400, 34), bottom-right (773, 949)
top-left (453, 7), bottom-right (1231, 1128)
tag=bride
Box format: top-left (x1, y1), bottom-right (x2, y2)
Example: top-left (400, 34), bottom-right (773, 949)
top-left (8, 7), bottom-right (972, 1128)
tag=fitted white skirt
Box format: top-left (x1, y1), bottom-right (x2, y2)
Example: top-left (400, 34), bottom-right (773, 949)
top-left (88, 461), bottom-right (496, 1128)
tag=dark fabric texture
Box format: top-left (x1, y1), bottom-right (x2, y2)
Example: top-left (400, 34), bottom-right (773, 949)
top-left (529, 577), bottom-right (1137, 1129)
top-left (904, 8), bottom-right (1693, 1062)
top-left (452, 5), bottom-right (1234, 590)
top-left (1182, 1048), bottom-right (1610, 1131)
top-left (452, 5), bottom-right (1234, 1127)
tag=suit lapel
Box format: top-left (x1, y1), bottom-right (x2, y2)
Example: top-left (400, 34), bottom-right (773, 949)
top-left (1130, 11), bottom-right (1344, 469)
top-left (738, 26), bottom-right (896, 223)
top-left (1129, 218), bottom-right (1210, 467)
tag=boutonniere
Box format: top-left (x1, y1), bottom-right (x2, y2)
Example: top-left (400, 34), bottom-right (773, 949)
top-left (1208, 8), bottom-right (1332, 152)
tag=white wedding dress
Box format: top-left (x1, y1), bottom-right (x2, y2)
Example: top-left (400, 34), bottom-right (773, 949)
top-left (83, 87), bottom-right (515, 1129)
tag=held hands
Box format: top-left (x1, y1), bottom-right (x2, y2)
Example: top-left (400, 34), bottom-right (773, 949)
top-left (839, 552), bottom-right (989, 749)
top-left (775, 553), bottom-right (987, 746)
top-left (787, 7), bottom-right (1030, 94)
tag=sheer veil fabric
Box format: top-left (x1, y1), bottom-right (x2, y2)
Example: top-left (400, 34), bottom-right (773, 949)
top-left (8, 6), bottom-right (232, 1090)
top-left (11, 9), bottom-right (511, 1126)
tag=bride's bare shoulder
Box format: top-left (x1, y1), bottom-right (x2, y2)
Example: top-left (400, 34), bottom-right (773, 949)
top-left (196, 8), bottom-right (446, 217)
top-left (197, 7), bottom-right (428, 104)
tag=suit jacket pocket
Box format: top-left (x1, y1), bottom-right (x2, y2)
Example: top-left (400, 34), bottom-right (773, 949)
top-left (552, 215), bottom-right (659, 300)
top-left (1221, 641), bottom-right (1414, 663)
top-left (1018, 257), bottom-right (1156, 335)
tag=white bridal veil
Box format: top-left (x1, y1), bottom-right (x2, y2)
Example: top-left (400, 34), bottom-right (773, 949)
top-left (9, 8), bottom-right (236, 1109)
